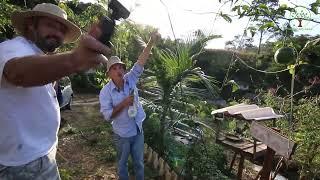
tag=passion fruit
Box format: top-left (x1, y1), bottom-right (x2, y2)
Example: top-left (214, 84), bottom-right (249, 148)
top-left (274, 47), bottom-right (297, 64)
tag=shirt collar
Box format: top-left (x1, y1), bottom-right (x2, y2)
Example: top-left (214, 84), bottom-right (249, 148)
top-left (110, 78), bottom-right (129, 92)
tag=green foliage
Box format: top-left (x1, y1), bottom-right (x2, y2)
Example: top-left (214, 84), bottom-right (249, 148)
top-left (69, 73), bottom-right (100, 93)
top-left (112, 22), bottom-right (156, 65)
top-left (196, 49), bottom-right (235, 83)
top-left (226, 0), bottom-right (320, 54)
top-left (262, 93), bottom-right (320, 179)
top-left (143, 35), bottom-right (221, 154)
top-left (63, 1), bottom-right (107, 30)
top-left (300, 37), bottom-right (320, 66)
top-left (219, 12), bottom-right (232, 23)
top-left (293, 97), bottom-right (320, 179)
top-left (230, 1), bottom-right (293, 37)
top-left (59, 168), bottom-right (73, 180)
top-left (142, 112), bottom-right (161, 150)
top-left (165, 135), bottom-right (188, 169)
top-left (185, 143), bottom-right (229, 179)
top-left (0, 0), bottom-right (20, 41)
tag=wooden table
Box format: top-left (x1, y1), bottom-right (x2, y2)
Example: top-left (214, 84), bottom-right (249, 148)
top-left (211, 104), bottom-right (286, 180)
top-left (216, 134), bottom-right (267, 179)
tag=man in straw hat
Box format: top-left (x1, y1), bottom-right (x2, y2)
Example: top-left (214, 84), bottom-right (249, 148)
top-left (0, 3), bottom-right (111, 179)
top-left (99, 31), bottom-right (160, 180)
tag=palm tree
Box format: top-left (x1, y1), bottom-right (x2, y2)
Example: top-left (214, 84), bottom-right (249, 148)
top-left (140, 32), bottom-right (221, 155)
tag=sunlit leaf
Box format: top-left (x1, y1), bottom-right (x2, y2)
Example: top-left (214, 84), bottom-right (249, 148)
top-left (287, 64), bottom-right (296, 75)
top-left (220, 13), bottom-right (232, 23)
top-left (227, 80), bottom-right (240, 92)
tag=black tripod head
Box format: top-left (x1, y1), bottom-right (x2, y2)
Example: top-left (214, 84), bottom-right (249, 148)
top-left (97, 0), bottom-right (130, 47)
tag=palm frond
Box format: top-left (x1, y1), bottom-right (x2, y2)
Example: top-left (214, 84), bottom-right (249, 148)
top-left (135, 35), bottom-right (147, 48)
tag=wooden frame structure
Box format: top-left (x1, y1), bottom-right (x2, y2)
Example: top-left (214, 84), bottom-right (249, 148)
top-left (211, 104), bottom-right (297, 180)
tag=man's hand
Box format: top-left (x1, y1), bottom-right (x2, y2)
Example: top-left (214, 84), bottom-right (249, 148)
top-left (110, 95), bottom-right (134, 119)
top-left (137, 31), bottom-right (161, 66)
top-left (149, 31), bottom-right (161, 45)
top-left (70, 34), bottom-right (111, 72)
top-left (123, 95), bottom-right (134, 107)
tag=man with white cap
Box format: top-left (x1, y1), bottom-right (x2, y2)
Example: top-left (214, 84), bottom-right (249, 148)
top-left (99, 32), bottom-right (160, 180)
top-left (0, 3), bottom-right (111, 179)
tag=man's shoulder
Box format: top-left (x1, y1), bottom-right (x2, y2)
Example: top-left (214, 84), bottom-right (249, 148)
top-left (0, 36), bottom-right (27, 47)
top-left (0, 36), bottom-right (32, 54)
top-left (100, 82), bottom-right (113, 93)
top-left (0, 36), bottom-right (39, 61)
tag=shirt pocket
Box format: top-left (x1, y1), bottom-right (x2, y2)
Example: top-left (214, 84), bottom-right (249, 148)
top-left (111, 93), bottom-right (125, 107)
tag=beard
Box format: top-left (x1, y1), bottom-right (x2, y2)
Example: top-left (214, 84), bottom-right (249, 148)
top-left (34, 34), bottom-right (63, 53)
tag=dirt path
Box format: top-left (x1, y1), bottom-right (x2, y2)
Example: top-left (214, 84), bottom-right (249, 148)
top-left (57, 94), bottom-right (159, 180)
top-left (58, 94), bottom-right (118, 180)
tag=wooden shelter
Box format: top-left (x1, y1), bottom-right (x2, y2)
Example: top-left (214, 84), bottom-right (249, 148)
top-left (211, 104), bottom-right (297, 180)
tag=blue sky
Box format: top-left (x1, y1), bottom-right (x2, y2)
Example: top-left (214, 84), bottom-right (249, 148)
top-left (80, 0), bottom-right (320, 49)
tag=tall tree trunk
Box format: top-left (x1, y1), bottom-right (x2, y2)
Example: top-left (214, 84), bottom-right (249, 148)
top-left (258, 30), bottom-right (263, 55)
top-left (159, 98), bottom-right (170, 157)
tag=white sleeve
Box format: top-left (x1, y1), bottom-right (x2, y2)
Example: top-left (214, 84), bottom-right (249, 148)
top-left (0, 37), bottom-right (37, 88)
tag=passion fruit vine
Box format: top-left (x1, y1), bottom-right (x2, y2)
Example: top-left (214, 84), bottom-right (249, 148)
top-left (274, 47), bottom-right (297, 64)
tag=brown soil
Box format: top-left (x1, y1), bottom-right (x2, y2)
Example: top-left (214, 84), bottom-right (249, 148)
top-left (57, 93), bottom-right (118, 180)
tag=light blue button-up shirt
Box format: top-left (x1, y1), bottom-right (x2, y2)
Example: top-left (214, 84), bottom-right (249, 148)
top-left (99, 63), bottom-right (146, 138)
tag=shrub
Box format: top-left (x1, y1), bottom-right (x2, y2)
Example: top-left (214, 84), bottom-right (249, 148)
top-left (185, 142), bottom-right (230, 179)
top-left (262, 93), bottom-right (320, 179)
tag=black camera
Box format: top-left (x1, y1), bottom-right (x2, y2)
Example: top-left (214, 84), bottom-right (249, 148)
top-left (97, 0), bottom-right (130, 47)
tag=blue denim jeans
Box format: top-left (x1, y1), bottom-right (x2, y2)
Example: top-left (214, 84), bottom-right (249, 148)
top-left (113, 132), bottom-right (144, 180)
top-left (0, 148), bottom-right (60, 180)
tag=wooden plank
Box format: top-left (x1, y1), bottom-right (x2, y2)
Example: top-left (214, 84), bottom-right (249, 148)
top-left (218, 136), bottom-right (261, 150)
top-left (250, 121), bottom-right (296, 159)
top-left (237, 155), bottom-right (245, 180)
top-left (216, 138), bottom-right (267, 160)
top-left (243, 144), bottom-right (267, 158)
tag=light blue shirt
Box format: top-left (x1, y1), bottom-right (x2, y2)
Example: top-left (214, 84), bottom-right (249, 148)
top-left (99, 63), bottom-right (146, 138)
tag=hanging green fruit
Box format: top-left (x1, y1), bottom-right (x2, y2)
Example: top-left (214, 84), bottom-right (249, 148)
top-left (274, 47), bottom-right (297, 64)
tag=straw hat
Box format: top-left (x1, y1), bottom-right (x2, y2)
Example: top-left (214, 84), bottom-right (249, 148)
top-left (106, 56), bottom-right (126, 72)
top-left (11, 3), bottom-right (81, 43)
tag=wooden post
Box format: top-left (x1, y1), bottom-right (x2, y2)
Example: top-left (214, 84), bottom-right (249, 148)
top-left (229, 152), bottom-right (238, 171)
top-left (159, 158), bottom-right (165, 176)
top-left (253, 139), bottom-right (257, 160)
top-left (214, 113), bottom-right (223, 142)
top-left (153, 152), bottom-right (159, 169)
top-left (237, 154), bottom-right (245, 180)
top-left (147, 147), bottom-right (153, 164)
top-left (165, 170), bottom-right (171, 180)
top-left (171, 171), bottom-right (178, 180)
top-left (164, 162), bottom-right (171, 180)
top-left (144, 143), bottom-right (148, 155)
top-left (271, 157), bottom-right (284, 180)
top-left (255, 147), bottom-right (276, 180)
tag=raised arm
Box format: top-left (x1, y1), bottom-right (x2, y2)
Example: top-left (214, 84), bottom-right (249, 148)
top-left (137, 31), bottom-right (161, 67)
top-left (2, 35), bottom-right (111, 87)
